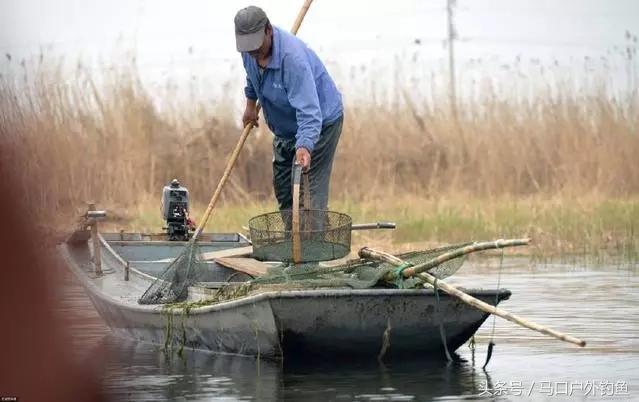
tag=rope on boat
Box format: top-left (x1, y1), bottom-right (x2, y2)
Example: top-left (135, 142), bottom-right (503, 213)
top-left (393, 262), bottom-right (412, 288)
top-left (434, 278), bottom-right (454, 362)
top-left (483, 247), bottom-right (505, 369)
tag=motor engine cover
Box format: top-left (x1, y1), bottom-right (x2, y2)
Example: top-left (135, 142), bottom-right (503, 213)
top-left (161, 179), bottom-right (190, 241)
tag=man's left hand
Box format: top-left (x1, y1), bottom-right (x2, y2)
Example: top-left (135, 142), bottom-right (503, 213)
top-left (295, 147), bottom-right (311, 171)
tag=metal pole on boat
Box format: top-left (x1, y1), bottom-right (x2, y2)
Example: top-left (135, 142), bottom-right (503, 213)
top-left (88, 202), bottom-right (102, 276)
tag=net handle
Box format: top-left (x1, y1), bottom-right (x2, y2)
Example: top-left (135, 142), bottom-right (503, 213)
top-left (303, 171), bottom-right (311, 212)
top-left (302, 172), bottom-right (311, 232)
top-left (292, 163), bottom-right (303, 263)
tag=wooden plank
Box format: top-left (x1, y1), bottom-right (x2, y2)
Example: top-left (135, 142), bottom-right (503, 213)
top-left (200, 246), bottom-right (253, 261)
top-left (154, 245), bottom-right (253, 263)
top-left (214, 257), bottom-right (269, 277)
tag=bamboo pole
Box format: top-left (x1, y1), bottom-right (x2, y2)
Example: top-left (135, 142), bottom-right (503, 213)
top-left (358, 245), bottom-right (586, 347)
top-left (290, 0), bottom-right (314, 34)
top-left (192, 0), bottom-right (315, 240)
top-left (387, 239), bottom-right (530, 280)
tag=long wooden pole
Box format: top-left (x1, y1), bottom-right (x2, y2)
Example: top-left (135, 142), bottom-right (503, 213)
top-left (359, 245), bottom-right (586, 347)
top-left (387, 239), bottom-right (530, 280)
top-left (193, 0), bottom-right (315, 240)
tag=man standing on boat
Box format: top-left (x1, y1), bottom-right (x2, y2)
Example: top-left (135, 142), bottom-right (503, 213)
top-left (234, 5), bottom-right (343, 211)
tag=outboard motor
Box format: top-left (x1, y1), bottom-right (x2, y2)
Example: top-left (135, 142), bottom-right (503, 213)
top-left (161, 179), bottom-right (191, 241)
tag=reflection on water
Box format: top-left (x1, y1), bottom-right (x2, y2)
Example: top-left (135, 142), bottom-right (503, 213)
top-left (99, 338), bottom-right (491, 401)
top-left (61, 259), bottom-right (639, 401)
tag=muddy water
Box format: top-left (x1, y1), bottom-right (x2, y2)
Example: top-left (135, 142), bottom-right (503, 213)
top-left (60, 258), bottom-right (638, 401)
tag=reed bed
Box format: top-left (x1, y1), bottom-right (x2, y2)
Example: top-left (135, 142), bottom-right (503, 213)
top-left (1, 56), bottom-right (638, 255)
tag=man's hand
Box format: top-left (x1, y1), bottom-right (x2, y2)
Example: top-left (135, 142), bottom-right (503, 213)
top-left (242, 99), bottom-right (259, 128)
top-left (296, 147), bottom-right (311, 171)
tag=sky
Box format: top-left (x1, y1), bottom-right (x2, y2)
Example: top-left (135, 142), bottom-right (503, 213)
top-left (0, 0), bottom-right (637, 104)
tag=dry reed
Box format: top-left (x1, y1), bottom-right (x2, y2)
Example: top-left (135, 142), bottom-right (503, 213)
top-left (1, 56), bottom-right (638, 238)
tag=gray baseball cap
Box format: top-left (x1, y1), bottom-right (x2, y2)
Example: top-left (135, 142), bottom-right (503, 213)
top-left (234, 6), bottom-right (268, 52)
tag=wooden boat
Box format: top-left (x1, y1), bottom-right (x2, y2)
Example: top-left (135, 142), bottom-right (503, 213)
top-left (58, 230), bottom-right (511, 361)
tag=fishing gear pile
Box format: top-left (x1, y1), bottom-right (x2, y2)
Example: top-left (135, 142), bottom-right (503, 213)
top-left (138, 240), bottom-right (471, 305)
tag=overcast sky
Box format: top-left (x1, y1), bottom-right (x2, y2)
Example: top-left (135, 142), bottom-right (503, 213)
top-left (1, 0), bottom-right (637, 103)
top-left (2, 0), bottom-right (636, 58)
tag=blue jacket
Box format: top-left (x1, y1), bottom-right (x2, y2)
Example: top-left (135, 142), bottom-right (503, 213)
top-left (242, 26), bottom-right (343, 152)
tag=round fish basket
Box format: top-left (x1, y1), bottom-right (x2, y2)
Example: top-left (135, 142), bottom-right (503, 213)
top-left (248, 209), bottom-right (352, 262)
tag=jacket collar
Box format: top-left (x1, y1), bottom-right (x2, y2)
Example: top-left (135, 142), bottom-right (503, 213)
top-left (265, 26), bottom-right (281, 70)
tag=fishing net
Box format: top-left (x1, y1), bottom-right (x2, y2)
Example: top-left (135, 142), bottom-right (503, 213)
top-left (138, 242), bottom-right (208, 305)
top-left (138, 240), bottom-right (472, 305)
top-left (249, 209), bottom-right (352, 262)
top-left (240, 241), bottom-right (473, 291)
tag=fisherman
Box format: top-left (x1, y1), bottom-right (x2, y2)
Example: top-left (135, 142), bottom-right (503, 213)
top-left (234, 5), bottom-right (343, 211)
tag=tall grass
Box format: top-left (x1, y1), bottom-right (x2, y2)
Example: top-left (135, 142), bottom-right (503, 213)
top-left (1, 55), bottom-right (638, 254)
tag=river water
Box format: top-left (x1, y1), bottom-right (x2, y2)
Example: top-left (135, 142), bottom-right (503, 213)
top-left (60, 258), bottom-right (638, 401)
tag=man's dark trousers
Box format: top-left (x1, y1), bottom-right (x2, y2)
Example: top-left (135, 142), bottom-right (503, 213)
top-left (272, 115), bottom-right (343, 211)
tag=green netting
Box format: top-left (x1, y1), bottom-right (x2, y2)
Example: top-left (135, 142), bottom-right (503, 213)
top-left (247, 241), bottom-right (473, 290)
top-left (251, 260), bottom-right (390, 289)
top-left (138, 242), bottom-right (209, 305)
top-left (139, 240), bottom-right (472, 305)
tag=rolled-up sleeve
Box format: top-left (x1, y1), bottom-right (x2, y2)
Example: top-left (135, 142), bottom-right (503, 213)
top-left (283, 55), bottom-right (322, 152)
top-left (244, 75), bottom-right (257, 100)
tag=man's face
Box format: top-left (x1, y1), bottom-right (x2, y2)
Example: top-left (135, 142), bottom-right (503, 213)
top-left (248, 25), bottom-right (273, 60)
